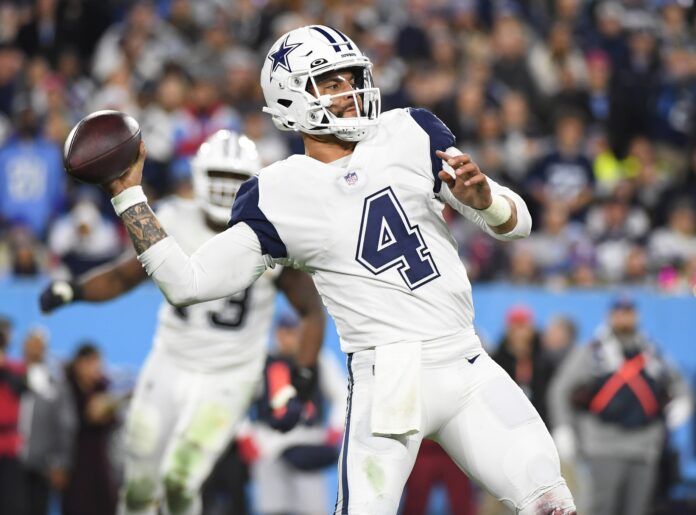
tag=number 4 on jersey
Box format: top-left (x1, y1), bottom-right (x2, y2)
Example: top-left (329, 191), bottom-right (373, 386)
top-left (356, 187), bottom-right (440, 290)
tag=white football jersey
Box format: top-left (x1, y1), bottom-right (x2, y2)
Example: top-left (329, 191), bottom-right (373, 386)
top-left (231, 108), bottom-right (483, 353)
top-left (155, 198), bottom-right (279, 371)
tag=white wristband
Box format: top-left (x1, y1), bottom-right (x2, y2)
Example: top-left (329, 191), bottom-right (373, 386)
top-left (477, 194), bottom-right (512, 227)
top-left (111, 186), bottom-right (148, 216)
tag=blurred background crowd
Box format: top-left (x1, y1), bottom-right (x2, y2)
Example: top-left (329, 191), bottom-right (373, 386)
top-left (0, 0), bottom-right (693, 289)
top-left (0, 0), bottom-right (695, 514)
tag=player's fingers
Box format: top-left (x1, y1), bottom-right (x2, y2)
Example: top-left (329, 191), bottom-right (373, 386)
top-left (436, 150), bottom-right (472, 169)
top-left (449, 153), bottom-right (472, 168)
top-left (435, 150), bottom-right (452, 162)
top-left (438, 170), bottom-right (455, 186)
top-left (137, 141), bottom-right (147, 163)
top-left (463, 174), bottom-right (487, 187)
top-left (454, 163), bottom-right (478, 176)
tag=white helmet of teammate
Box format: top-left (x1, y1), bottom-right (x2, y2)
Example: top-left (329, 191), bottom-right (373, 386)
top-left (191, 130), bottom-right (261, 225)
top-left (261, 25), bottom-right (381, 142)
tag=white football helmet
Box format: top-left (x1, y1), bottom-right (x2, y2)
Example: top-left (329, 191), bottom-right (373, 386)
top-left (191, 130), bottom-right (261, 225)
top-left (261, 25), bottom-right (381, 142)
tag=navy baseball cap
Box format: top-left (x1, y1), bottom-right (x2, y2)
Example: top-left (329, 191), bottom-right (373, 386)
top-left (611, 295), bottom-right (636, 311)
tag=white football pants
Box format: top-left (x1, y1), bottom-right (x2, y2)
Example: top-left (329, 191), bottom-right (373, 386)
top-left (334, 338), bottom-right (575, 515)
top-left (118, 349), bottom-right (262, 515)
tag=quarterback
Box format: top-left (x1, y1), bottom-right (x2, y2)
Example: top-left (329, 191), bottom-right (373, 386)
top-left (102, 26), bottom-right (575, 515)
top-left (40, 130), bottom-right (325, 515)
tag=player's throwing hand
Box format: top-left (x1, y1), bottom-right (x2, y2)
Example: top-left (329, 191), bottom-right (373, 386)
top-left (436, 150), bottom-right (493, 210)
top-left (101, 141), bottom-right (147, 197)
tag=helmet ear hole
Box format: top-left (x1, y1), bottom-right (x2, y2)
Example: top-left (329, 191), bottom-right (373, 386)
top-left (278, 98), bottom-right (293, 108)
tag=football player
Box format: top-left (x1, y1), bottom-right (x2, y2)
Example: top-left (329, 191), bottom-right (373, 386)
top-left (39, 130), bottom-right (325, 515)
top-left (97, 26), bottom-right (576, 515)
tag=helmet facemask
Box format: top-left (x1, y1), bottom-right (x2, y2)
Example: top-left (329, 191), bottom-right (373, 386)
top-left (295, 64), bottom-right (381, 142)
top-left (194, 169), bottom-right (250, 225)
top-left (191, 130), bottom-right (260, 226)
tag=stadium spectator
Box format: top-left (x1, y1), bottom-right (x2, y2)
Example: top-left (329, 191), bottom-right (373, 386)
top-left (658, 0), bottom-right (691, 47)
top-left (524, 202), bottom-right (592, 286)
top-left (648, 200), bottom-right (696, 271)
top-left (541, 315), bottom-right (578, 367)
top-left (527, 110), bottom-right (594, 222)
top-left (14, 0), bottom-right (65, 65)
top-left (47, 196), bottom-right (122, 277)
top-left (61, 343), bottom-right (119, 515)
top-left (201, 441), bottom-right (251, 515)
top-left (549, 296), bottom-right (692, 515)
top-left (138, 69), bottom-right (189, 196)
top-left (528, 21), bottom-right (588, 101)
top-left (506, 241), bottom-right (541, 285)
top-left (607, 10), bottom-right (661, 157)
top-left (402, 440), bottom-right (477, 515)
top-left (585, 192), bottom-right (650, 282)
top-left (625, 136), bottom-right (675, 219)
top-left (490, 12), bottom-right (541, 118)
top-left (0, 103), bottom-right (64, 239)
top-left (18, 327), bottom-right (74, 515)
top-left (499, 90), bottom-right (543, 187)
top-left (0, 315), bottom-right (25, 514)
top-left (656, 147), bottom-right (696, 227)
top-left (652, 45), bottom-right (694, 152)
top-left (622, 245), bottom-right (652, 286)
top-left (172, 77), bottom-right (241, 159)
top-left (584, 50), bottom-right (611, 129)
top-left (493, 305), bottom-right (557, 426)
top-left (91, 1), bottom-right (183, 84)
top-left (248, 313), bottom-right (346, 515)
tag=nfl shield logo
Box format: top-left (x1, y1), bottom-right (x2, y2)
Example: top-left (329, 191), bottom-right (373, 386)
top-left (344, 171), bottom-right (358, 185)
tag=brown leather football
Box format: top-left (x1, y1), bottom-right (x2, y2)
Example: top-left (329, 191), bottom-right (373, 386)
top-left (63, 110), bottom-right (141, 184)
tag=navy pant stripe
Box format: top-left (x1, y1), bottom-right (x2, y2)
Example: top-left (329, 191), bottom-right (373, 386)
top-left (340, 354), bottom-right (354, 514)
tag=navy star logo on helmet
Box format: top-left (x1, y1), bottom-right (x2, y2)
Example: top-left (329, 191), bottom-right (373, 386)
top-left (268, 35), bottom-right (302, 78)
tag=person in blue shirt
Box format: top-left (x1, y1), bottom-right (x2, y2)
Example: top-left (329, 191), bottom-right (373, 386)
top-left (0, 106), bottom-right (65, 238)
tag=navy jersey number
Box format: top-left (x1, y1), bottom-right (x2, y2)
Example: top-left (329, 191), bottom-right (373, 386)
top-left (356, 187), bottom-right (440, 289)
top-left (174, 288), bottom-right (251, 329)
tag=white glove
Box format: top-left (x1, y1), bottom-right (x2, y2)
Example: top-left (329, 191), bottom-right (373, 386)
top-left (665, 397), bottom-right (693, 429)
top-left (552, 425), bottom-right (577, 462)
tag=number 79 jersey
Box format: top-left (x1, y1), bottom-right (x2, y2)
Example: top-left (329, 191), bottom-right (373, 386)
top-left (230, 108), bottom-right (474, 353)
top-left (155, 198), bottom-right (279, 372)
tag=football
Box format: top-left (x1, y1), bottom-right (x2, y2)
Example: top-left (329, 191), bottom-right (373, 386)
top-left (63, 110), bottom-right (141, 184)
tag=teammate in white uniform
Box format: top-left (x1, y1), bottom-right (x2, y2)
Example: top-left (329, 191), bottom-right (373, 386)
top-left (100, 26), bottom-right (576, 515)
top-left (39, 130), bottom-right (325, 515)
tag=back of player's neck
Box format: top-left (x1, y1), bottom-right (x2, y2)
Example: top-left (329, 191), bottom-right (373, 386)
top-left (302, 133), bottom-right (356, 164)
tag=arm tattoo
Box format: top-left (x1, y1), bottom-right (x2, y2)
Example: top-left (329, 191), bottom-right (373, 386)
top-left (120, 202), bottom-right (168, 254)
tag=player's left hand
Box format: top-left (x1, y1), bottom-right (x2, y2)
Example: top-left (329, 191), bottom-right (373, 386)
top-left (436, 150), bottom-right (492, 210)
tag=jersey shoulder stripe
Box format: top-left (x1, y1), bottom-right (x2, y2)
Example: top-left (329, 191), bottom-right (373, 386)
top-left (229, 176), bottom-right (288, 258)
top-left (407, 108), bottom-right (456, 193)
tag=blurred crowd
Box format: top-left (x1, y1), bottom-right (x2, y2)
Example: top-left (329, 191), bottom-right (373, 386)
top-left (0, 0), bottom-right (693, 290)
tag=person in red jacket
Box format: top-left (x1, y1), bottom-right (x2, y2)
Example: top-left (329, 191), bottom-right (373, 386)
top-left (0, 316), bottom-right (27, 514)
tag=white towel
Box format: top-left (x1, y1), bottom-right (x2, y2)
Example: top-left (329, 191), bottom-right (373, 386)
top-left (370, 341), bottom-right (422, 436)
